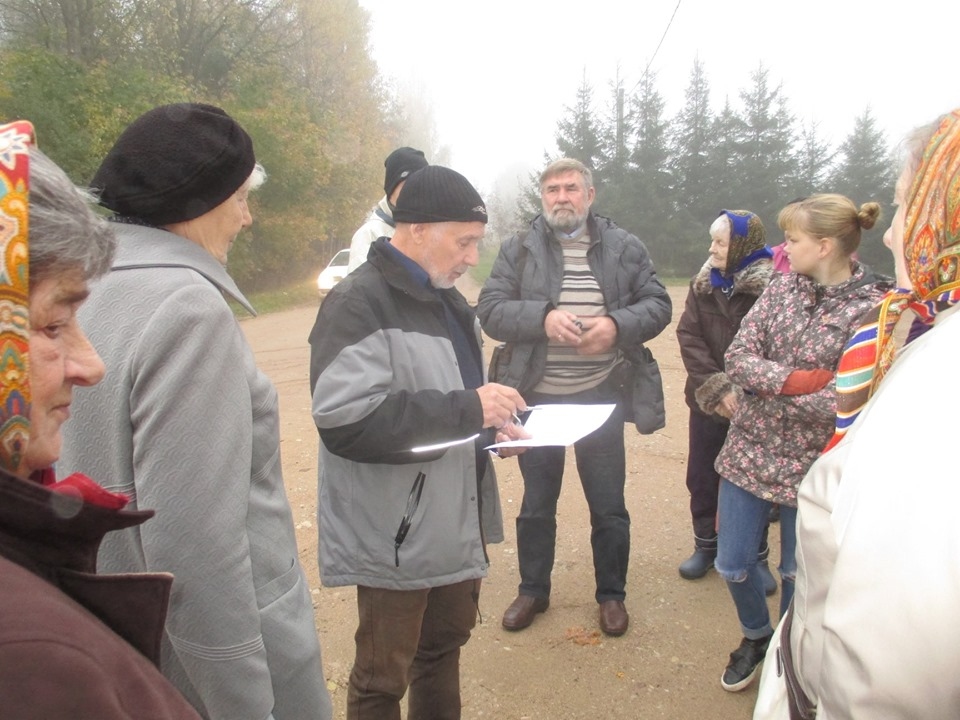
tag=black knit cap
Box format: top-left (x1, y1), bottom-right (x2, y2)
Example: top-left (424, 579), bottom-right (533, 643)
top-left (383, 146), bottom-right (428, 198)
top-left (392, 166), bottom-right (487, 225)
top-left (91, 103), bottom-right (256, 226)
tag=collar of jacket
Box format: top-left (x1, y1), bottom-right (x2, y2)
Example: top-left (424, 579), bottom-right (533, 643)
top-left (530, 212), bottom-right (608, 249)
top-left (368, 237), bottom-right (469, 307)
top-left (692, 257), bottom-right (774, 297)
top-left (375, 196), bottom-right (396, 227)
top-left (0, 469), bottom-right (173, 664)
top-left (793, 261), bottom-right (889, 308)
top-left (109, 223), bottom-right (257, 316)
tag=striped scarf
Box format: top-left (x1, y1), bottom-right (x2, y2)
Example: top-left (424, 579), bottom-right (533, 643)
top-left (0, 121), bottom-right (33, 476)
top-left (825, 109), bottom-right (960, 452)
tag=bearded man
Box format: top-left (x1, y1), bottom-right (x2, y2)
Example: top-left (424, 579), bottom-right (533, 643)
top-left (477, 158), bottom-right (671, 637)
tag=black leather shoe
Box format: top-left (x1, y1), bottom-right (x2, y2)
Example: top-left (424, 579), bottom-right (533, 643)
top-left (599, 600), bottom-right (629, 636)
top-left (502, 594), bottom-right (549, 631)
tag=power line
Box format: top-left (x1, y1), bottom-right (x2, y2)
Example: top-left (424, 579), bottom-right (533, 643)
top-left (633, 0), bottom-right (683, 91)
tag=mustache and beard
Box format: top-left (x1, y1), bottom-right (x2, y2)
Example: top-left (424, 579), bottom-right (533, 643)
top-left (544, 202), bottom-right (588, 234)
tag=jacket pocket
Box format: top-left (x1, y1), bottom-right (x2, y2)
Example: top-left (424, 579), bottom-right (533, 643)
top-left (255, 557), bottom-right (298, 610)
top-left (393, 471), bottom-right (426, 568)
top-left (487, 343), bottom-right (511, 384)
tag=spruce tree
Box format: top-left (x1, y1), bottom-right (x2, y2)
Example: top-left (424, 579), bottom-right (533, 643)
top-left (670, 57), bottom-right (714, 228)
top-left (554, 70), bottom-right (604, 174)
top-left (795, 121), bottom-right (834, 197)
top-left (735, 64), bottom-right (798, 230)
top-left (829, 107), bottom-right (896, 272)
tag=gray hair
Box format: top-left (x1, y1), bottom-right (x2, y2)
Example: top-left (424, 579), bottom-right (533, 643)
top-left (247, 162), bottom-right (267, 192)
top-left (28, 148), bottom-right (116, 288)
top-left (709, 214), bottom-right (730, 238)
top-left (539, 158), bottom-right (594, 191)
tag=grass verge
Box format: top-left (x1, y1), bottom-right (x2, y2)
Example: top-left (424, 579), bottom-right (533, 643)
top-left (231, 278), bottom-right (319, 317)
top-left (234, 263), bottom-right (684, 318)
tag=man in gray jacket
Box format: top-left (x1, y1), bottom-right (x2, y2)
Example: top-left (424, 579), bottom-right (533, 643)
top-left (309, 165), bottom-right (526, 719)
top-left (477, 158), bottom-right (672, 637)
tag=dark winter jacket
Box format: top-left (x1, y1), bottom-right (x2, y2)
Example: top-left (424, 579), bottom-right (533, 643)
top-left (676, 258), bottom-right (774, 416)
top-left (308, 239), bottom-right (503, 590)
top-left (476, 213), bottom-right (672, 394)
top-left (0, 469), bottom-right (201, 719)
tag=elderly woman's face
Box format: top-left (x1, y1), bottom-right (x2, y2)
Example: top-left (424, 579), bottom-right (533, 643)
top-left (708, 228), bottom-right (729, 269)
top-left (173, 183), bottom-right (253, 265)
top-left (883, 166), bottom-right (913, 289)
top-left (25, 270), bottom-right (105, 476)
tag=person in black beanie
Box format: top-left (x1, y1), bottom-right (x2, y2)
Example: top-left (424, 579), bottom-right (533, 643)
top-left (60, 103), bottom-right (334, 720)
top-left (308, 165), bottom-right (528, 720)
top-left (346, 146), bottom-right (429, 273)
top-left (92, 103), bottom-right (255, 227)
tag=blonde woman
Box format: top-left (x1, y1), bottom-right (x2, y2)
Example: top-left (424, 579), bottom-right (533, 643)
top-left (714, 194), bottom-right (893, 691)
top-left (756, 109), bottom-right (960, 719)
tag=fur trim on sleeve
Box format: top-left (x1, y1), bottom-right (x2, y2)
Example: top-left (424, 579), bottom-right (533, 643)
top-left (695, 372), bottom-right (740, 415)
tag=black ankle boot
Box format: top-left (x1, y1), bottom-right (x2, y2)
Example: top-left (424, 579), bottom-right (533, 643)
top-left (679, 533), bottom-right (717, 580)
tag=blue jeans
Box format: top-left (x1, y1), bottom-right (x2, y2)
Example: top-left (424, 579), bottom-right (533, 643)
top-left (516, 380), bottom-right (628, 603)
top-left (716, 478), bottom-right (797, 639)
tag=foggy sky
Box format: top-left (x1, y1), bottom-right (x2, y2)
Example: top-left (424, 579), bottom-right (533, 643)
top-left (359, 0), bottom-right (960, 197)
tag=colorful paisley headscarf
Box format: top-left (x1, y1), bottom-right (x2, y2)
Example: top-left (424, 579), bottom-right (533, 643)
top-left (825, 108), bottom-right (960, 452)
top-left (0, 121), bottom-right (33, 476)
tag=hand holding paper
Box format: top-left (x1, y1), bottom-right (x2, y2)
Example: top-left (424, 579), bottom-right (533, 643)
top-left (491, 418), bottom-right (532, 458)
top-left (485, 404), bottom-right (616, 450)
top-left (476, 382), bottom-right (527, 429)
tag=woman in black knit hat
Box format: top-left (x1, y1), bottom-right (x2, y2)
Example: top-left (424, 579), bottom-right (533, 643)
top-left (59, 103), bottom-right (333, 720)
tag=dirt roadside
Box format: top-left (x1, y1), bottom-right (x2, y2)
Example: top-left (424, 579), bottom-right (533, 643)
top-left (240, 281), bottom-right (779, 719)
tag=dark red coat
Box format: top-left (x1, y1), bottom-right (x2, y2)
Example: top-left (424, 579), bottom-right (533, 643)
top-left (0, 470), bottom-right (201, 719)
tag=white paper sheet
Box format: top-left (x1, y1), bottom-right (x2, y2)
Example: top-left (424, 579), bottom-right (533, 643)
top-left (485, 403), bottom-right (616, 449)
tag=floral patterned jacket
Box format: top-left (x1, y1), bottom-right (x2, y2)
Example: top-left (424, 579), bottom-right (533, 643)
top-left (715, 263), bottom-right (893, 506)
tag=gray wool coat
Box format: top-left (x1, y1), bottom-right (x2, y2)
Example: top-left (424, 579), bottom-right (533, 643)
top-left (60, 224), bottom-right (331, 720)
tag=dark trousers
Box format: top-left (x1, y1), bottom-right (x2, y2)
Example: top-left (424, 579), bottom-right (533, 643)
top-left (516, 381), bottom-right (628, 603)
top-left (347, 580), bottom-right (480, 720)
top-left (685, 409), bottom-right (729, 539)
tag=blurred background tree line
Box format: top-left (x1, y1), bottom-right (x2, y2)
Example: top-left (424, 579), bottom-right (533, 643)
top-left (0, 0), bottom-right (446, 292)
top-left (1, 0), bottom-right (899, 289)
top-left (512, 61), bottom-right (897, 279)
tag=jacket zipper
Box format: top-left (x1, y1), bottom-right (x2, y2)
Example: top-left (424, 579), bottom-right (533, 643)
top-left (393, 471), bottom-right (426, 567)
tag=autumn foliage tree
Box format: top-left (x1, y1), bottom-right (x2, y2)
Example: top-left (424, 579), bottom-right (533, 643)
top-left (0, 0), bottom-right (404, 291)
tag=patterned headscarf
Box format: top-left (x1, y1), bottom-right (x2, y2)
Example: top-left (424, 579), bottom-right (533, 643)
top-left (0, 121), bottom-right (33, 476)
top-left (709, 209), bottom-right (772, 291)
top-left (825, 109), bottom-right (960, 451)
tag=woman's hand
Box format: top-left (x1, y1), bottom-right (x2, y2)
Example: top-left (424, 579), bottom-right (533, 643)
top-left (714, 391), bottom-right (739, 419)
